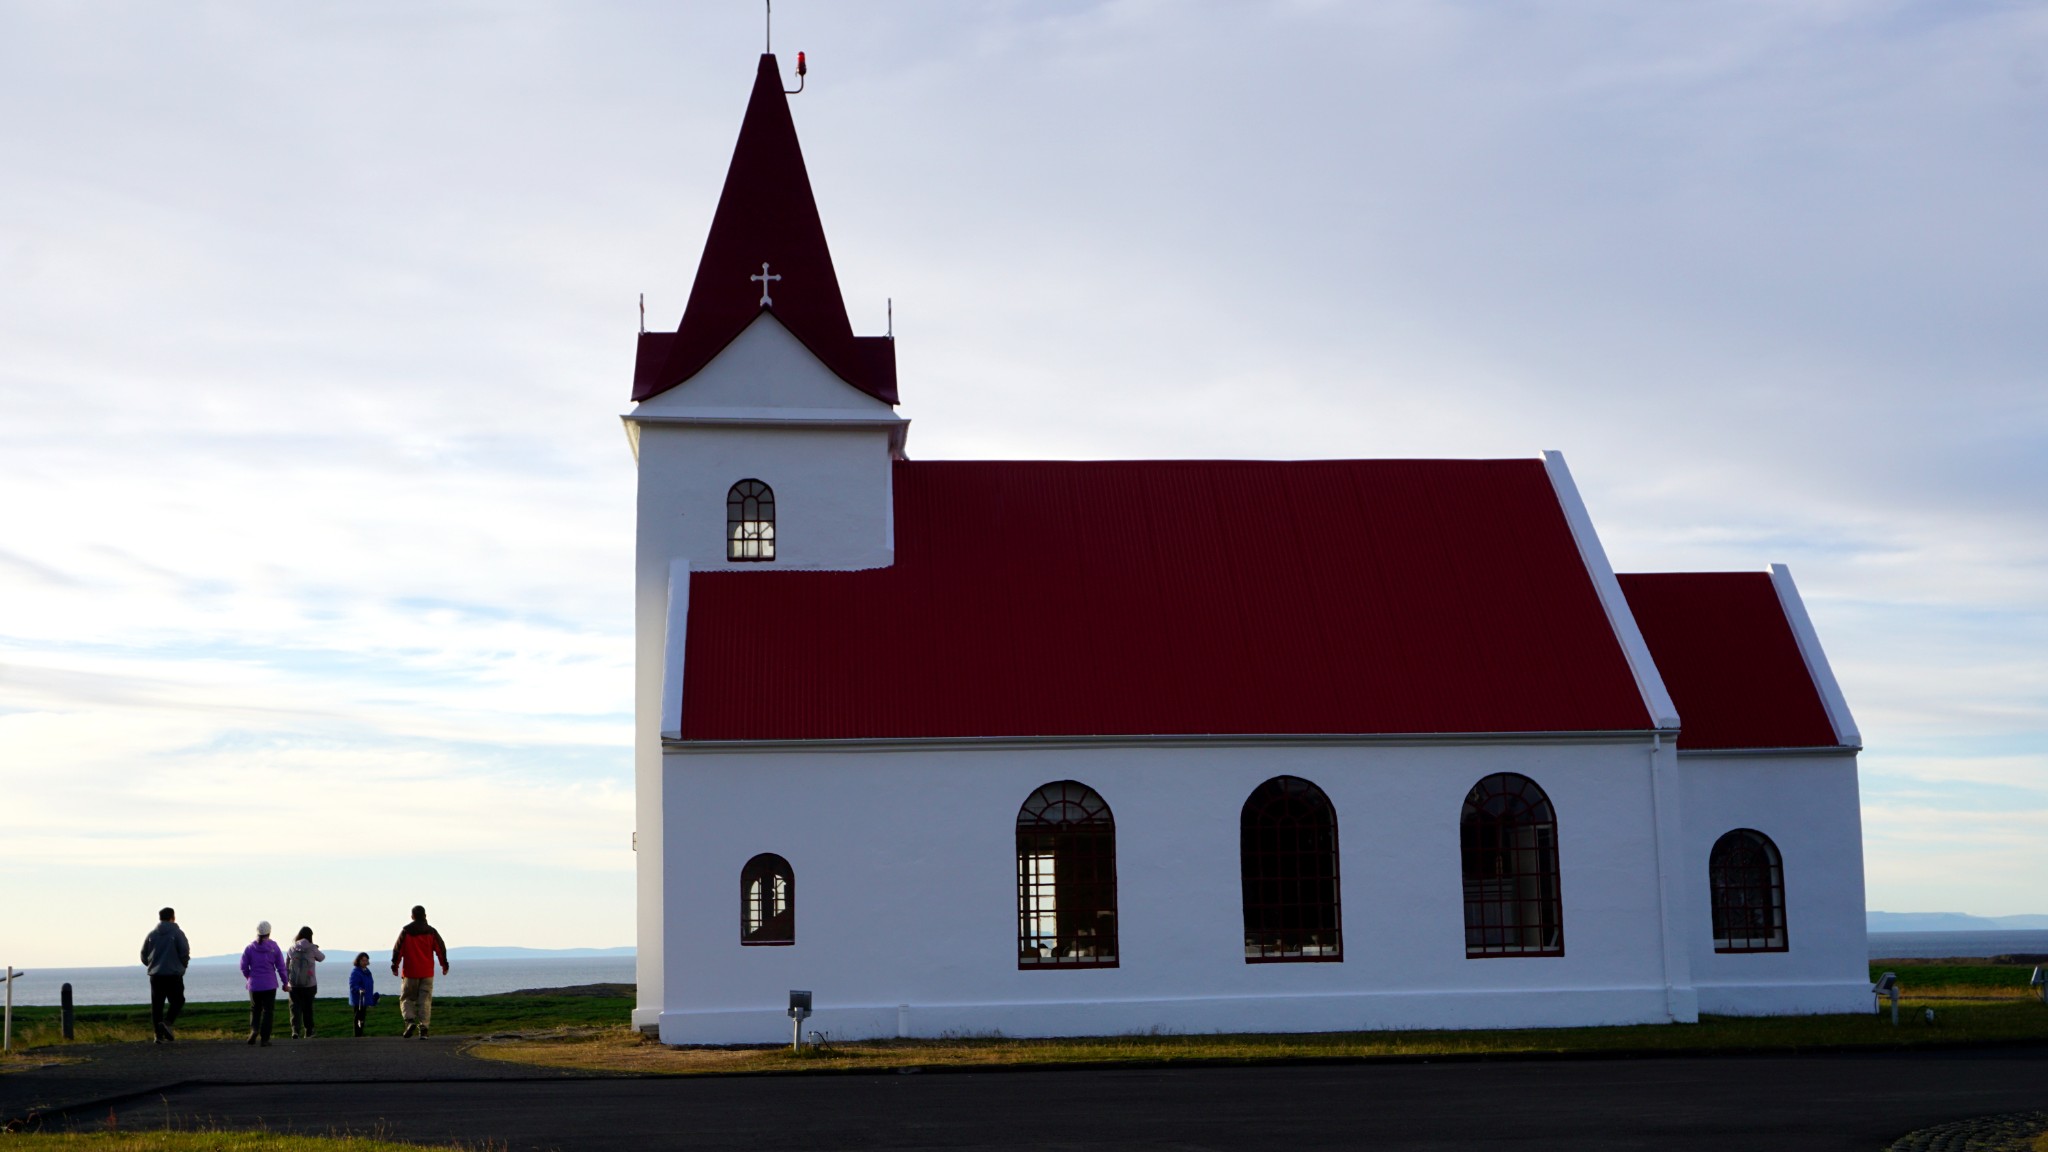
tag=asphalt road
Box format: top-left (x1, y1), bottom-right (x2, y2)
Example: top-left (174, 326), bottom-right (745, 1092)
top-left (66, 1046), bottom-right (2048, 1151)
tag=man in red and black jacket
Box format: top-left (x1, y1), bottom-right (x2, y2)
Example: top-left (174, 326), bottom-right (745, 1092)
top-left (390, 905), bottom-right (450, 1038)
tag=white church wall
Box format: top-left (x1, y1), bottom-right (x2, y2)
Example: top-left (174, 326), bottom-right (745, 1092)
top-left (1678, 751), bottom-right (1869, 1016)
top-left (632, 421), bottom-right (895, 575)
top-left (656, 736), bottom-right (1692, 1044)
top-left (632, 312), bottom-right (901, 420)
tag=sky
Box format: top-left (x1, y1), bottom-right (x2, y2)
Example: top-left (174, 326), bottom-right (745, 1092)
top-left (1, 1), bottom-right (2044, 968)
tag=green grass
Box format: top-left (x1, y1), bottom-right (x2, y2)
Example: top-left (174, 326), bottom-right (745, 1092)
top-left (1867, 962), bottom-right (2043, 993)
top-left (1, 990), bottom-right (631, 1050)
top-left (0, 1134), bottom-right (472, 1151)
top-left (476, 996), bottom-right (2048, 1077)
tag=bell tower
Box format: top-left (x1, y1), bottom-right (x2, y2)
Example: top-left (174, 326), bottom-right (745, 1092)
top-left (626, 52), bottom-right (903, 1030)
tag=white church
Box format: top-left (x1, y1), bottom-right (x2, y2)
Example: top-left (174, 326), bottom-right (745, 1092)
top-left (626, 54), bottom-right (1870, 1044)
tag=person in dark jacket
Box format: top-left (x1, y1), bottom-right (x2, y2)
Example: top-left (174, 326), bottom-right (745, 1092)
top-left (390, 905), bottom-right (449, 1038)
top-left (348, 952), bottom-right (379, 1036)
top-left (140, 907), bottom-right (190, 1043)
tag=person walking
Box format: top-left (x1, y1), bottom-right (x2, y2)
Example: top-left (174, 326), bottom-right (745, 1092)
top-left (389, 904), bottom-right (449, 1038)
top-left (139, 907), bottom-right (190, 1043)
top-left (240, 921), bottom-right (287, 1046)
top-left (347, 953), bottom-right (379, 1037)
top-left (283, 926), bottom-right (325, 1039)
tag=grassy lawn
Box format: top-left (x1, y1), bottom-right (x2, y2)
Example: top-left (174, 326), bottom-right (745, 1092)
top-left (0, 1136), bottom-right (463, 1151)
top-left (472, 992), bottom-right (2048, 1077)
top-left (0, 986), bottom-right (630, 1051)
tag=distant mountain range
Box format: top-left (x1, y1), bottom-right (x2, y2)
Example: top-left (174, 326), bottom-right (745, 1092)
top-left (190, 945), bottom-right (634, 965)
top-left (1868, 912), bottom-right (2048, 933)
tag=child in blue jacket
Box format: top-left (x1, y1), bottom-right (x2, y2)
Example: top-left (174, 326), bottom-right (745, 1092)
top-left (348, 953), bottom-right (380, 1036)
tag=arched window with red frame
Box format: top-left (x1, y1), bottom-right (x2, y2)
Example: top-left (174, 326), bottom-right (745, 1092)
top-left (727, 479), bottom-right (776, 562)
top-left (1461, 773), bottom-right (1564, 957)
top-left (1709, 829), bottom-right (1787, 953)
top-left (1016, 781), bottom-right (1118, 969)
top-left (1241, 776), bottom-right (1342, 962)
top-left (740, 853), bottom-right (794, 945)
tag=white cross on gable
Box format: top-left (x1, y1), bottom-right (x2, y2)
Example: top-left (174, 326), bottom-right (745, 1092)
top-left (750, 262), bottom-right (782, 306)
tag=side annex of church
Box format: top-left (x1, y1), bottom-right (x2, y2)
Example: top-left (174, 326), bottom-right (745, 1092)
top-left (624, 55), bottom-right (1870, 1043)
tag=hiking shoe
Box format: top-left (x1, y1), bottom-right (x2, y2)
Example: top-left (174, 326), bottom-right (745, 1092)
top-left (419, 1027), bottom-right (430, 1038)
top-left (402, 1023), bottom-right (417, 1038)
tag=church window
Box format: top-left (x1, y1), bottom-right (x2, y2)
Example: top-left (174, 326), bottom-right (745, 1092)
top-left (741, 853), bottom-right (794, 945)
top-left (1016, 781), bottom-right (1118, 969)
top-left (1461, 773), bottom-right (1564, 957)
top-left (1709, 829), bottom-right (1787, 953)
top-left (727, 479), bottom-right (776, 562)
top-left (1241, 776), bottom-right (1343, 962)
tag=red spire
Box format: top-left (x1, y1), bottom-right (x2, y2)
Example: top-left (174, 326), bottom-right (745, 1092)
top-left (634, 54), bottom-right (898, 405)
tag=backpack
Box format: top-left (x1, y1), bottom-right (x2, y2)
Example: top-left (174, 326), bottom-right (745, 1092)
top-left (287, 942), bottom-right (320, 986)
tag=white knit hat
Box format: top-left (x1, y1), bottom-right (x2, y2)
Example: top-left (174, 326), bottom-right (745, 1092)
top-left (256, 920), bottom-right (272, 936)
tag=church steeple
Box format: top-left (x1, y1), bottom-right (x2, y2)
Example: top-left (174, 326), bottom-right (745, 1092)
top-left (633, 54), bottom-right (898, 405)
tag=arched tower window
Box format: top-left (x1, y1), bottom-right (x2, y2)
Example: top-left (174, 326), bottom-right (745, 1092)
top-left (1016, 781), bottom-right (1118, 969)
top-left (1461, 773), bottom-right (1564, 957)
top-left (1709, 829), bottom-right (1787, 953)
top-left (727, 480), bottom-right (776, 562)
top-left (740, 853), bottom-right (794, 945)
top-left (1241, 776), bottom-right (1342, 962)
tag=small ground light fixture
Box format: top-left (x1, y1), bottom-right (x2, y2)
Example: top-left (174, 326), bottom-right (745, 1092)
top-left (1872, 971), bottom-right (1900, 1026)
top-left (788, 989), bottom-right (812, 1050)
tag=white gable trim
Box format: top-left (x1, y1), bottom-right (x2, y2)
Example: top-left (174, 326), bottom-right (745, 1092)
top-left (660, 557), bottom-right (690, 741)
top-left (1768, 563), bottom-right (1862, 749)
top-left (1542, 451), bottom-right (1682, 731)
top-left (664, 728), bottom-right (1663, 754)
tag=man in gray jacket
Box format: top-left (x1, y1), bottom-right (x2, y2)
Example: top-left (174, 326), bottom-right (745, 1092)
top-left (141, 907), bottom-right (190, 1042)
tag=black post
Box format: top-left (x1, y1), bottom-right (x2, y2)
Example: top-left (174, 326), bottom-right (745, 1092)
top-left (60, 983), bottom-right (74, 1041)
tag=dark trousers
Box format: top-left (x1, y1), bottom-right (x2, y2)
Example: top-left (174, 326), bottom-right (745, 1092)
top-left (353, 1005), bottom-right (368, 1036)
top-left (248, 989), bottom-right (277, 1040)
top-left (288, 987), bottom-right (318, 1036)
top-left (148, 973), bottom-right (185, 1037)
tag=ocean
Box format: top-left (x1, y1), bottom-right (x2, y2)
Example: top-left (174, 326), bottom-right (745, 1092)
top-left (10, 934), bottom-right (2044, 1007)
top-left (1, 955), bottom-right (635, 1007)
top-left (1867, 930), bottom-right (2048, 960)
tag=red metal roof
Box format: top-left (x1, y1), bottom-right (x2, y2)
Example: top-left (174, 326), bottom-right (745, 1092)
top-left (679, 459), bottom-right (1655, 741)
top-left (1616, 572), bottom-right (1840, 750)
top-left (634, 54), bottom-right (898, 406)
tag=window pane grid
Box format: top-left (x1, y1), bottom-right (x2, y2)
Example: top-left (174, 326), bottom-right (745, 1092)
top-left (726, 480), bottom-right (776, 562)
top-left (1241, 776), bottom-right (1343, 962)
top-left (740, 853), bottom-right (794, 946)
top-left (1017, 782), bottom-right (1118, 969)
top-left (1461, 773), bottom-right (1565, 958)
top-left (1710, 829), bottom-right (1787, 953)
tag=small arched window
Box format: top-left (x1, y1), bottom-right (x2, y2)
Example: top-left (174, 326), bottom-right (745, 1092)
top-left (1709, 829), bottom-right (1787, 953)
top-left (740, 853), bottom-right (794, 945)
top-left (1461, 773), bottom-right (1564, 957)
top-left (1016, 781), bottom-right (1117, 969)
top-left (1241, 776), bottom-right (1342, 962)
top-left (727, 479), bottom-right (775, 562)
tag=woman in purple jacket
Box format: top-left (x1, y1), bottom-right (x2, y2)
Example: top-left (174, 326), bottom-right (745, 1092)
top-left (240, 921), bottom-right (288, 1046)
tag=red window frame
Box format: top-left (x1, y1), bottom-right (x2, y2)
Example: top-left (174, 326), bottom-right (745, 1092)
top-left (740, 852), bottom-right (794, 946)
top-left (1016, 781), bottom-right (1118, 969)
top-left (727, 479), bottom-right (776, 562)
top-left (1709, 829), bottom-right (1788, 953)
top-left (1240, 775), bottom-right (1343, 963)
top-left (1461, 773), bottom-right (1565, 958)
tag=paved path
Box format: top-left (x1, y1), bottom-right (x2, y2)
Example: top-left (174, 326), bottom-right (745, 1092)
top-left (1, 1037), bottom-right (590, 1124)
top-left (8, 1041), bottom-right (2048, 1150)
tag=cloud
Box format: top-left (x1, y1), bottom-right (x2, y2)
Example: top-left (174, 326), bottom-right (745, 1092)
top-left (2, 1), bottom-right (2045, 963)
